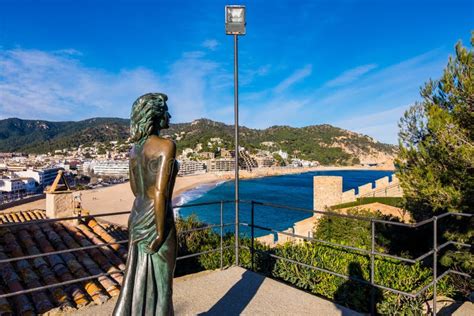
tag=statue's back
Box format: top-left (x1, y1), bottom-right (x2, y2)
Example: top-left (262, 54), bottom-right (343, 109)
top-left (129, 137), bottom-right (178, 202)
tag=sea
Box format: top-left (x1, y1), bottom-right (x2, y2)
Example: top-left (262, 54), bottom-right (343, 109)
top-left (174, 170), bottom-right (393, 237)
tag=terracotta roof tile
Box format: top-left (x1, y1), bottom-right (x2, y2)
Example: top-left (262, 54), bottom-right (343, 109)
top-left (0, 209), bottom-right (129, 314)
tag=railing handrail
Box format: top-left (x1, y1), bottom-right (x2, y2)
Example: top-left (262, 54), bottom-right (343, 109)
top-left (0, 199), bottom-right (469, 230)
top-left (246, 201), bottom-right (472, 316)
top-left (0, 199), bottom-right (471, 316)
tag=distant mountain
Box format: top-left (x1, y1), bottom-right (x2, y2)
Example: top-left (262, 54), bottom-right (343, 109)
top-left (0, 117), bottom-right (129, 153)
top-left (0, 117), bottom-right (397, 165)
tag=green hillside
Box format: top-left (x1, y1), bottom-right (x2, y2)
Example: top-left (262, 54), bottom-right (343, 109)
top-left (0, 117), bottom-right (396, 165)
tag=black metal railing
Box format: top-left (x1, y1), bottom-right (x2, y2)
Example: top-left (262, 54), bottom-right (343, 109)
top-left (0, 199), bottom-right (471, 316)
top-left (242, 200), bottom-right (472, 316)
top-left (0, 200), bottom-right (236, 300)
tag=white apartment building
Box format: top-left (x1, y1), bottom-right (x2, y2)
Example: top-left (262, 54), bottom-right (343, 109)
top-left (15, 167), bottom-right (62, 187)
top-left (0, 178), bottom-right (25, 193)
top-left (92, 160), bottom-right (129, 176)
top-left (177, 160), bottom-right (206, 176)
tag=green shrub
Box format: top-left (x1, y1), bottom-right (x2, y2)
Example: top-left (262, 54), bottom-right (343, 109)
top-left (271, 241), bottom-right (454, 314)
top-left (175, 216), bottom-right (270, 275)
top-left (175, 215), bottom-right (456, 314)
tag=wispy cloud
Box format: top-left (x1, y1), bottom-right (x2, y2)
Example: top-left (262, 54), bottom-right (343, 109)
top-left (314, 50), bottom-right (445, 143)
top-left (239, 48), bottom-right (446, 143)
top-left (334, 104), bottom-right (411, 144)
top-left (325, 63), bottom-right (377, 87)
top-left (202, 39), bottom-right (219, 51)
top-left (240, 64), bottom-right (271, 86)
top-left (0, 48), bottom-right (229, 122)
top-left (273, 64), bottom-right (312, 94)
top-left (0, 46), bottom-right (448, 144)
top-left (0, 49), bottom-right (164, 120)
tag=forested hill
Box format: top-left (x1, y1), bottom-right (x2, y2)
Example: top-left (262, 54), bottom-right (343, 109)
top-left (0, 117), bottom-right (397, 165)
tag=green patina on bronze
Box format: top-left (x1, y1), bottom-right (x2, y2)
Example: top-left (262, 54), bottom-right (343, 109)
top-left (114, 93), bottom-right (178, 316)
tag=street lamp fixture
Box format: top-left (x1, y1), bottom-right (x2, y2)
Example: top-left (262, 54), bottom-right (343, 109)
top-left (225, 5), bottom-right (246, 35)
top-left (225, 4), bottom-right (245, 266)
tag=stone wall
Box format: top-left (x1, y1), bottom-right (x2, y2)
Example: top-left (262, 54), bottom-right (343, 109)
top-left (313, 174), bottom-right (403, 210)
top-left (45, 191), bottom-right (79, 220)
top-left (341, 189), bottom-right (356, 203)
top-left (313, 176), bottom-right (343, 211)
top-left (359, 175), bottom-right (403, 198)
top-left (259, 174), bottom-right (404, 247)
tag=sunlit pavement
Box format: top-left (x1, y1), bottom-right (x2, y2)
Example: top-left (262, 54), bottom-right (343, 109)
top-left (67, 266), bottom-right (360, 315)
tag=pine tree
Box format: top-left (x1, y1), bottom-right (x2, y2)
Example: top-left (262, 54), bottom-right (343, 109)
top-left (396, 33), bottom-right (474, 221)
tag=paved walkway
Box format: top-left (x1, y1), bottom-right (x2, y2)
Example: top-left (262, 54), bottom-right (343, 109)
top-left (68, 267), bottom-right (359, 315)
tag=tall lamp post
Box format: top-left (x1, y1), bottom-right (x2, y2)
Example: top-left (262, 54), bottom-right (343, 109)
top-left (225, 5), bottom-right (246, 266)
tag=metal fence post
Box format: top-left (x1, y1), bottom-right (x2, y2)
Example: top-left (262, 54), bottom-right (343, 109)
top-left (220, 201), bottom-right (224, 270)
top-left (251, 200), bottom-right (255, 271)
top-left (370, 220), bottom-right (375, 315)
top-left (433, 217), bottom-right (438, 315)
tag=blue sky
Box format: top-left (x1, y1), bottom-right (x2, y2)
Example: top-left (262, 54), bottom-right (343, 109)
top-left (0, 0), bottom-right (472, 143)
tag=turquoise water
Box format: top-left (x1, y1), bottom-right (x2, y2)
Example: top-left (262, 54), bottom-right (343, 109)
top-left (176, 170), bottom-right (393, 237)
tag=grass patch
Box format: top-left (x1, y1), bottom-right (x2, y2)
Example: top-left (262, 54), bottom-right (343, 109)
top-left (330, 197), bottom-right (403, 210)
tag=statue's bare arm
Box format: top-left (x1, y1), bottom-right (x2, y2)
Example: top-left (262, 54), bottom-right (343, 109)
top-left (147, 139), bottom-right (176, 253)
top-left (129, 148), bottom-right (138, 197)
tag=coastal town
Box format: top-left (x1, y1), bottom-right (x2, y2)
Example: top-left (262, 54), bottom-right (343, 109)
top-left (0, 1), bottom-right (472, 315)
top-left (0, 117), bottom-right (400, 208)
top-left (0, 137), bottom-right (322, 206)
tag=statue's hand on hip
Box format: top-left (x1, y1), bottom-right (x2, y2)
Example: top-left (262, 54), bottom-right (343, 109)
top-left (144, 235), bottom-right (165, 254)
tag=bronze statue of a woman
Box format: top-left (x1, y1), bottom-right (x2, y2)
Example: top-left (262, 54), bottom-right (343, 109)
top-left (114, 93), bottom-right (178, 316)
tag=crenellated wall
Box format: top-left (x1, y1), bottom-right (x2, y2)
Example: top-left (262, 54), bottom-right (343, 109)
top-left (313, 174), bottom-right (403, 211)
top-left (341, 189), bottom-right (356, 203)
top-left (259, 174), bottom-right (405, 247)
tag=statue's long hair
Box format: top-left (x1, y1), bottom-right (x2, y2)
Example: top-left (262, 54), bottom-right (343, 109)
top-left (130, 93), bottom-right (168, 145)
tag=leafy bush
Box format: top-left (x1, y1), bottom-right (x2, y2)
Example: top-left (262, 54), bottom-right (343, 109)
top-left (175, 215), bottom-right (455, 314)
top-left (271, 241), bottom-right (454, 314)
top-left (175, 216), bottom-right (270, 275)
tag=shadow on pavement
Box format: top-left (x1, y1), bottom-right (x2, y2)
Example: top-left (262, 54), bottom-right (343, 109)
top-left (200, 270), bottom-right (264, 315)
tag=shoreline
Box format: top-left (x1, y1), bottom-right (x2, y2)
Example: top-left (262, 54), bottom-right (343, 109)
top-left (3, 166), bottom-right (394, 227)
top-left (172, 165), bottom-right (395, 202)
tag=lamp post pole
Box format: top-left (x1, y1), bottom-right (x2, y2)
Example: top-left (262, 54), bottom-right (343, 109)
top-left (233, 33), bottom-right (240, 266)
top-left (225, 4), bottom-right (245, 267)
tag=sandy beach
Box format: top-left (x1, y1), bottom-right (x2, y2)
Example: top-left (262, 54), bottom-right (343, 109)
top-left (4, 166), bottom-right (393, 227)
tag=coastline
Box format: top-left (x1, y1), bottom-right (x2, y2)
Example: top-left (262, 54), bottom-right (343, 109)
top-left (3, 165), bottom-right (394, 227)
top-left (172, 165), bottom-right (394, 202)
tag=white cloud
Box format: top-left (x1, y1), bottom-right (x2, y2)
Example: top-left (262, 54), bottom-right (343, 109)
top-left (202, 39), bottom-right (219, 51)
top-left (325, 63), bottom-right (377, 87)
top-left (240, 64), bottom-right (271, 86)
top-left (165, 52), bottom-right (220, 121)
top-left (0, 48), bottom-right (229, 123)
top-left (0, 49), bottom-right (162, 120)
top-left (334, 105), bottom-right (411, 144)
top-left (0, 46), bottom-right (447, 145)
top-left (239, 48), bottom-right (446, 144)
top-left (273, 64), bottom-right (312, 94)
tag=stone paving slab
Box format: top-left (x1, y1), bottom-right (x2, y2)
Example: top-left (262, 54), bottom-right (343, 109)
top-left (67, 266), bottom-right (360, 315)
top-left (452, 301), bottom-right (474, 316)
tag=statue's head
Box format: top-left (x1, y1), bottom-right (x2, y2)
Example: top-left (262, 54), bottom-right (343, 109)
top-left (130, 93), bottom-right (170, 144)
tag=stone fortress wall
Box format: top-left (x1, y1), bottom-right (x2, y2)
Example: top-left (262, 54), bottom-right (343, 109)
top-left (257, 174), bottom-right (404, 246)
top-left (314, 174), bottom-right (403, 211)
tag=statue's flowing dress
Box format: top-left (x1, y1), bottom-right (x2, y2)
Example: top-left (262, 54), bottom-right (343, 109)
top-left (113, 147), bottom-right (178, 316)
